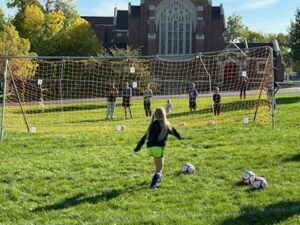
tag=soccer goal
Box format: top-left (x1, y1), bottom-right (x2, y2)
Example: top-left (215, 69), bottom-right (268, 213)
top-left (0, 46), bottom-right (275, 140)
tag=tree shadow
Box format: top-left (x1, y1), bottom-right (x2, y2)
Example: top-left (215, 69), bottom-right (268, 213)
top-left (168, 99), bottom-right (267, 118)
top-left (276, 96), bottom-right (300, 105)
top-left (33, 182), bottom-right (148, 212)
top-left (26, 104), bottom-right (104, 114)
top-left (25, 103), bottom-right (123, 114)
top-left (220, 201), bottom-right (300, 225)
top-left (233, 180), bottom-right (247, 187)
top-left (282, 154), bottom-right (300, 163)
top-left (23, 99), bottom-right (269, 116)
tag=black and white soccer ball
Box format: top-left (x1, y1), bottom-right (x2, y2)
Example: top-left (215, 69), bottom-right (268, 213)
top-left (252, 176), bottom-right (267, 190)
top-left (116, 124), bottom-right (126, 131)
top-left (182, 163), bottom-right (195, 174)
top-left (241, 171), bottom-right (256, 185)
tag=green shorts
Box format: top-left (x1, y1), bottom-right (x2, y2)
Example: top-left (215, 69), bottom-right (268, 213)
top-left (147, 146), bottom-right (164, 158)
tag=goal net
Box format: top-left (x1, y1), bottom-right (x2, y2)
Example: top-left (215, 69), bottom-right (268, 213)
top-left (1, 47), bottom-right (274, 135)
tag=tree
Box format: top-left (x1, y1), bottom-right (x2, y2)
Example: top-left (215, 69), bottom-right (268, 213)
top-left (0, 7), bottom-right (5, 31)
top-left (61, 17), bottom-right (104, 56)
top-left (246, 30), bottom-right (266, 43)
top-left (288, 7), bottom-right (300, 65)
top-left (6, 0), bottom-right (41, 12)
top-left (0, 23), bottom-right (37, 74)
top-left (0, 23), bottom-right (37, 102)
top-left (20, 5), bottom-right (46, 54)
top-left (226, 12), bottom-right (248, 42)
top-left (8, 1), bottom-right (104, 56)
top-left (106, 46), bottom-right (158, 94)
top-left (54, 0), bottom-right (78, 24)
top-left (42, 0), bottom-right (55, 13)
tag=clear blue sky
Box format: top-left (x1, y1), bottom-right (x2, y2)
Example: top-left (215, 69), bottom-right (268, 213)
top-left (1, 0), bottom-right (299, 34)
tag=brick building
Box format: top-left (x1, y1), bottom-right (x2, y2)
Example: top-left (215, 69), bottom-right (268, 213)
top-left (83, 0), bottom-right (226, 55)
top-left (82, 0), bottom-right (284, 81)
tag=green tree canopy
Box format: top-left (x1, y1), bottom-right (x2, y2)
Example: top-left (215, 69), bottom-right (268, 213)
top-left (10, 2), bottom-right (104, 56)
top-left (0, 24), bottom-right (31, 56)
top-left (6, 0), bottom-right (41, 12)
top-left (0, 23), bottom-right (37, 78)
top-left (246, 30), bottom-right (266, 43)
top-left (226, 12), bottom-right (248, 42)
top-left (61, 17), bottom-right (104, 56)
top-left (0, 7), bottom-right (6, 31)
top-left (54, 0), bottom-right (78, 24)
top-left (288, 7), bottom-right (300, 65)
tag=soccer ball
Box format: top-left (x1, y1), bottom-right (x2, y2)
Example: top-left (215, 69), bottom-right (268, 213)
top-left (241, 171), bottom-right (256, 185)
top-left (178, 122), bottom-right (187, 127)
top-left (243, 117), bottom-right (249, 124)
top-left (116, 124), bottom-right (126, 131)
top-left (252, 176), bottom-right (267, 190)
top-left (208, 120), bottom-right (215, 126)
top-left (182, 163), bottom-right (195, 174)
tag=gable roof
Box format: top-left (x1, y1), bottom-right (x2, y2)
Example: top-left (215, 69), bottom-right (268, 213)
top-left (82, 16), bottom-right (114, 28)
top-left (212, 7), bottom-right (221, 20)
top-left (116, 10), bottom-right (128, 30)
top-left (130, 5), bottom-right (140, 17)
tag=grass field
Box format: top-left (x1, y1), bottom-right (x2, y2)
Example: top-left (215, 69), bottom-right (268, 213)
top-left (0, 94), bottom-right (299, 225)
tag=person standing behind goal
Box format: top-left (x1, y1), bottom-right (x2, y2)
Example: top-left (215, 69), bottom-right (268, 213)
top-left (240, 76), bottom-right (249, 99)
top-left (122, 82), bottom-right (133, 119)
top-left (106, 82), bottom-right (118, 119)
top-left (143, 83), bottom-right (153, 117)
top-left (188, 83), bottom-right (198, 112)
top-left (213, 87), bottom-right (221, 116)
top-left (165, 99), bottom-right (174, 113)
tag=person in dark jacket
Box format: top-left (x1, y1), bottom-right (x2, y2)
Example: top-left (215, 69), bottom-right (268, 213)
top-left (134, 107), bottom-right (183, 189)
top-left (213, 87), bottom-right (221, 116)
top-left (188, 83), bottom-right (199, 112)
top-left (106, 83), bottom-right (118, 119)
top-left (122, 82), bottom-right (133, 118)
top-left (240, 76), bottom-right (249, 99)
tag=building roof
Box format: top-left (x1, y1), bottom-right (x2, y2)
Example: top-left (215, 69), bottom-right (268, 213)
top-left (82, 16), bottom-right (114, 28)
top-left (130, 5), bottom-right (140, 17)
top-left (212, 7), bottom-right (221, 20)
top-left (116, 10), bottom-right (128, 30)
top-left (235, 43), bottom-right (274, 48)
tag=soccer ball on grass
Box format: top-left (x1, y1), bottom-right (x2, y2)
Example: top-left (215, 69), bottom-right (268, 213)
top-left (252, 176), bottom-right (267, 190)
top-left (182, 163), bottom-right (195, 174)
top-left (116, 124), bottom-right (126, 131)
top-left (241, 171), bottom-right (256, 185)
top-left (207, 120), bottom-right (215, 126)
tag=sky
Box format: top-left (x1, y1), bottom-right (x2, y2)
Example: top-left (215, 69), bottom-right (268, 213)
top-left (0, 0), bottom-right (299, 34)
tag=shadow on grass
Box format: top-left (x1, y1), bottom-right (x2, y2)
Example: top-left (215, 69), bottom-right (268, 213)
top-left (233, 180), bottom-right (247, 187)
top-left (25, 103), bottom-right (122, 114)
top-left (220, 201), bottom-right (300, 225)
top-left (33, 182), bottom-right (148, 212)
top-left (24, 99), bottom-right (267, 116)
top-left (276, 96), bottom-right (300, 105)
top-left (68, 117), bottom-right (125, 123)
top-left (168, 99), bottom-right (267, 119)
top-left (283, 154), bottom-right (300, 162)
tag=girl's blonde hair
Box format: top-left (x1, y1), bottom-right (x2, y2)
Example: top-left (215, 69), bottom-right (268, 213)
top-left (146, 107), bottom-right (171, 142)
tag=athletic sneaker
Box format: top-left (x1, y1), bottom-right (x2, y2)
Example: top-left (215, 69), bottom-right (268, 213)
top-left (150, 173), bottom-right (161, 189)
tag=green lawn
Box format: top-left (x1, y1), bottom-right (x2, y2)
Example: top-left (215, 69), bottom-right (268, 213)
top-left (0, 94), bottom-right (299, 225)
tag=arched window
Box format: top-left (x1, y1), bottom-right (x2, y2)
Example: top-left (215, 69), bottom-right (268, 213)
top-left (159, 2), bottom-right (192, 55)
